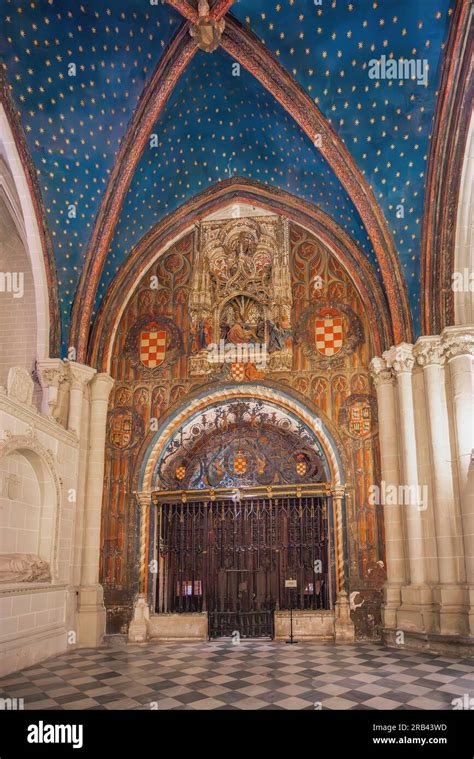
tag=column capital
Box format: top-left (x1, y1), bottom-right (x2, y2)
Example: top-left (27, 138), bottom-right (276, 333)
top-left (135, 491), bottom-right (151, 510)
top-left (90, 372), bottom-right (114, 401)
top-left (36, 358), bottom-right (68, 388)
top-left (331, 486), bottom-right (346, 499)
top-left (441, 326), bottom-right (474, 361)
top-left (413, 336), bottom-right (444, 367)
top-left (67, 361), bottom-right (97, 390)
top-left (369, 356), bottom-right (394, 387)
top-left (382, 343), bottom-right (415, 375)
top-left (36, 358), bottom-right (69, 421)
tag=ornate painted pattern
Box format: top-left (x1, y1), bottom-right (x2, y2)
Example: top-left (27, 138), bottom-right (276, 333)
top-left (154, 399), bottom-right (327, 490)
top-left (0, 2), bottom-right (455, 351)
top-left (100, 220), bottom-right (384, 637)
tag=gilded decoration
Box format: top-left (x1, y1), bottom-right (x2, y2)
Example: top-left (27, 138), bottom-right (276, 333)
top-left (189, 1), bottom-right (225, 54)
top-left (101, 221), bottom-right (383, 639)
top-left (188, 216), bottom-right (293, 380)
top-left (107, 408), bottom-right (144, 452)
top-left (154, 399), bottom-right (327, 490)
top-left (294, 300), bottom-right (364, 369)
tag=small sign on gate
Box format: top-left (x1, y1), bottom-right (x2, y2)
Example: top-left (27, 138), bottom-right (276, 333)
top-left (285, 579), bottom-right (297, 588)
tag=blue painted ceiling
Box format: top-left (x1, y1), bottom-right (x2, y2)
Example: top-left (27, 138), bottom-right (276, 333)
top-left (232, 0), bottom-right (454, 334)
top-left (98, 48), bottom-right (375, 313)
top-left (0, 0), bottom-right (454, 346)
top-left (0, 0), bottom-right (182, 341)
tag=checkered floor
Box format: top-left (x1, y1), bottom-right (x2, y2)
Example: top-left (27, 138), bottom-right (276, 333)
top-left (1, 640), bottom-right (473, 710)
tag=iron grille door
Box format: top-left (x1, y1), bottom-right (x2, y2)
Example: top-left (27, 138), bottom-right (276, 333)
top-left (157, 496), bottom-right (330, 637)
top-left (208, 610), bottom-right (274, 639)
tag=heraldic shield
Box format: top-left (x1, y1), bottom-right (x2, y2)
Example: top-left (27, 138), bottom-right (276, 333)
top-left (139, 324), bottom-right (167, 369)
top-left (315, 308), bottom-right (343, 357)
top-left (349, 400), bottom-right (372, 438)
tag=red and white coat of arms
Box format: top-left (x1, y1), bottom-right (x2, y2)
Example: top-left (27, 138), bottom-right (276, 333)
top-left (315, 311), bottom-right (343, 357)
top-left (139, 324), bottom-right (167, 368)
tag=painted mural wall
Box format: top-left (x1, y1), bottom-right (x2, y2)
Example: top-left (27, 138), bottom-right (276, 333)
top-left (100, 217), bottom-right (385, 637)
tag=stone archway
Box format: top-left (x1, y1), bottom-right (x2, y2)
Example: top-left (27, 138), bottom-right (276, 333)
top-left (0, 90), bottom-right (60, 358)
top-left (0, 433), bottom-right (61, 583)
top-left (129, 386), bottom-right (354, 644)
top-left (139, 385), bottom-right (345, 493)
top-left (98, 206), bottom-right (384, 640)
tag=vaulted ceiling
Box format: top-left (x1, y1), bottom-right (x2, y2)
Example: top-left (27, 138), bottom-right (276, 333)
top-left (99, 48), bottom-right (375, 309)
top-left (0, 0), bottom-right (454, 352)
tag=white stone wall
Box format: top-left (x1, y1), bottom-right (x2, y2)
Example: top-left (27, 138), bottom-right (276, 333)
top-left (0, 390), bottom-right (79, 676)
top-left (0, 587), bottom-right (67, 678)
top-left (0, 450), bottom-right (41, 555)
top-left (0, 360), bottom-right (114, 676)
top-left (0, 104), bottom-right (115, 675)
top-left (0, 195), bottom-right (38, 388)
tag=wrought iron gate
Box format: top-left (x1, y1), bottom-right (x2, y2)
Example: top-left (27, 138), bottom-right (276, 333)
top-left (208, 609), bottom-right (274, 639)
top-left (156, 495), bottom-right (330, 638)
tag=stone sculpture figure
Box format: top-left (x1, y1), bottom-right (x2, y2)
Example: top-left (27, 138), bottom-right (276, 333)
top-left (0, 553), bottom-right (51, 583)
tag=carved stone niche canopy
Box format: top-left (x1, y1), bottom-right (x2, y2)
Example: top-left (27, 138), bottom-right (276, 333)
top-left (0, 432), bottom-right (62, 581)
top-left (189, 215), bottom-right (294, 379)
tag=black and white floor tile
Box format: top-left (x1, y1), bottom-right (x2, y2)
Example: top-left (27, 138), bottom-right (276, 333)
top-left (1, 641), bottom-right (473, 710)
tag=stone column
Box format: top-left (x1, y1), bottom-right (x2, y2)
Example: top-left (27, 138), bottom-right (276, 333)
top-left (442, 327), bottom-right (474, 635)
top-left (128, 493), bottom-right (152, 643)
top-left (36, 358), bottom-right (68, 421)
top-left (137, 492), bottom-right (151, 597)
top-left (370, 356), bottom-right (405, 628)
top-left (67, 362), bottom-right (96, 437)
top-left (76, 372), bottom-right (114, 648)
top-left (65, 362), bottom-right (97, 639)
top-left (383, 344), bottom-right (433, 630)
top-left (331, 486), bottom-right (355, 641)
top-left (414, 336), bottom-right (465, 635)
top-left (383, 344), bottom-right (426, 585)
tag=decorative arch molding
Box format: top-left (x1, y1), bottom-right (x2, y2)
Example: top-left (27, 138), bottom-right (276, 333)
top-left (0, 156), bottom-right (28, 251)
top-left (0, 431), bottom-right (62, 580)
top-left (220, 16), bottom-right (411, 345)
top-left (0, 75), bottom-right (60, 358)
top-left (454, 112), bottom-right (474, 326)
top-left (71, 17), bottom-right (412, 361)
top-left (151, 397), bottom-right (331, 491)
top-left (89, 178), bottom-right (394, 372)
top-left (420, 0), bottom-right (473, 335)
top-left (129, 380), bottom-right (353, 627)
top-left (70, 24), bottom-right (198, 361)
top-left (136, 384), bottom-right (347, 494)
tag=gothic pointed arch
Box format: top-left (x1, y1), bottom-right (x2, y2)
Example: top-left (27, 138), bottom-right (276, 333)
top-left (0, 74), bottom-right (60, 359)
top-left (70, 17), bottom-right (412, 360)
top-left (420, 0), bottom-right (473, 334)
top-left (70, 23), bottom-right (198, 361)
top-left (98, 193), bottom-right (385, 635)
top-left (88, 179), bottom-right (392, 371)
